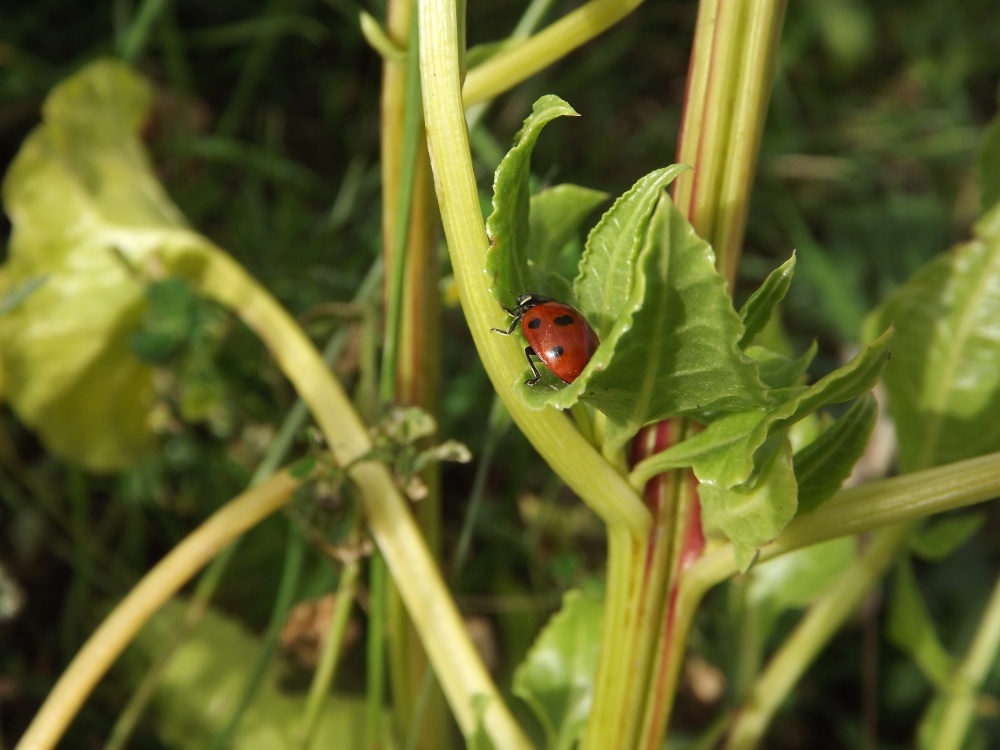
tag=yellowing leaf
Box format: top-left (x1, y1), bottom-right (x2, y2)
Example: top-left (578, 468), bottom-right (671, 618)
top-left (0, 59), bottom-right (215, 470)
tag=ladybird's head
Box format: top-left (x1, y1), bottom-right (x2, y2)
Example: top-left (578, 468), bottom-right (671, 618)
top-left (511, 293), bottom-right (553, 316)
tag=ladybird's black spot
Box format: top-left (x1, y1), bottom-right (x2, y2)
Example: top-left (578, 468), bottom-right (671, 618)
top-left (553, 315), bottom-right (575, 326)
top-left (527, 318), bottom-right (542, 329)
top-left (550, 346), bottom-right (564, 357)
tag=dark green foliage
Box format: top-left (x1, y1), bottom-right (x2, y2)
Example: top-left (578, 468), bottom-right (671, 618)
top-left (1, 1), bottom-right (999, 748)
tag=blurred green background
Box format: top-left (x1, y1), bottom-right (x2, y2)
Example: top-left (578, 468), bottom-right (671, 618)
top-left (1, 0), bottom-right (999, 747)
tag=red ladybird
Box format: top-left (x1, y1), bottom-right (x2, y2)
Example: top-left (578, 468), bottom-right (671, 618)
top-left (492, 293), bottom-right (600, 385)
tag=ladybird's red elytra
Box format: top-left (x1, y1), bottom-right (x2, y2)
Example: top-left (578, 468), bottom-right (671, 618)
top-left (491, 293), bottom-right (600, 385)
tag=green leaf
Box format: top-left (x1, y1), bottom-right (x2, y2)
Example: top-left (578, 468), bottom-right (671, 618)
top-left (910, 513), bottom-right (985, 561)
top-left (739, 253), bottom-right (796, 347)
top-left (699, 439), bottom-right (798, 571)
top-left (794, 394), bottom-right (878, 514)
top-left (527, 184), bottom-right (608, 301)
top-left (522, 191), bottom-right (770, 453)
top-left (290, 455), bottom-right (317, 479)
top-left (747, 340), bottom-right (817, 389)
top-left (749, 536), bottom-right (858, 612)
top-left (979, 113), bottom-right (1000, 213)
top-left (744, 537), bottom-right (859, 673)
top-left (485, 95), bottom-right (579, 309)
top-left (512, 589), bottom-right (603, 750)
top-left (630, 328), bottom-right (893, 489)
top-left (130, 277), bottom-right (199, 363)
top-left (128, 598), bottom-right (388, 748)
top-left (866, 209), bottom-right (1000, 471)
top-left (0, 59), bottom-right (223, 470)
top-left (767, 327), bottom-right (892, 429)
top-left (468, 694), bottom-right (496, 750)
top-left (631, 409), bottom-right (770, 490)
top-left (888, 560), bottom-right (954, 688)
top-left (573, 165), bottom-right (689, 335)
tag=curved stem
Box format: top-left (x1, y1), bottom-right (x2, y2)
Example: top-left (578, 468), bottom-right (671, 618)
top-left (419, 0), bottom-right (649, 542)
top-left (15, 471), bottom-right (299, 750)
top-left (929, 571), bottom-right (1000, 750)
top-left (18, 235), bottom-right (525, 749)
top-left (724, 524), bottom-right (912, 750)
top-left (196, 248), bottom-right (528, 747)
top-left (686, 449), bottom-right (1000, 596)
top-left (462, 0), bottom-right (644, 107)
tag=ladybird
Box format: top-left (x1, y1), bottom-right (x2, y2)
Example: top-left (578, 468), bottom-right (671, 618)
top-left (491, 293), bottom-right (600, 385)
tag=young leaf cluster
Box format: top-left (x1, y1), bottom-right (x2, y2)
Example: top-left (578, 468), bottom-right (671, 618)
top-left (366, 406), bottom-right (473, 501)
top-left (486, 96), bottom-right (894, 567)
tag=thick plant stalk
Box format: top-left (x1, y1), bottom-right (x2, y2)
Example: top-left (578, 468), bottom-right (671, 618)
top-left (584, 423), bottom-right (704, 749)
top-left (607, 0), bottom-right (787, 745)
top-left (380, 0), bottom-right (447, 743)
top-left (674, 0), bottom-right (787, 285)
top-left (417, 0), bottom-right (650, 541)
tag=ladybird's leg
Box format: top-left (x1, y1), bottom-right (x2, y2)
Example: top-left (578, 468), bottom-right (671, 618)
top-left (490, 317), bottom-right (520, 335)
top-left (524, 346), bottom-right (542, 385)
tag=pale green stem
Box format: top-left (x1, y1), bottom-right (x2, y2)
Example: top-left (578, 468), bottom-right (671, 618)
top-left (929, 571), bottom-right (1000, 750)
top-left (194, 249), bottom-right (526, 747)
top-left (713, 0), bottom-right (786, 285)
top-left (672, 0), bottom-right (786, 287)
top-left (15, 238), bottom-right (523, 749)
top-left (724, 523), bottom-right (912, 750)
top-left (15, 472), bottom-right (300, 750)
top-left (583, 527), bottom-right (641, 749)
top-left (301, 559), bottom-right (361, 748)
top-left (418, 0), bottom-right (649, 544)
top-left (686, 449), bottom-right (1000, 594)
top-left (380, 3), bottom-right (423, 403)
top-left (462, 0), bottom-right (644, 106)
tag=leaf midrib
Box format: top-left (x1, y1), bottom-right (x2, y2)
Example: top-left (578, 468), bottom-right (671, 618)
top-left (918, 239), bottom-right (1000, 468)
